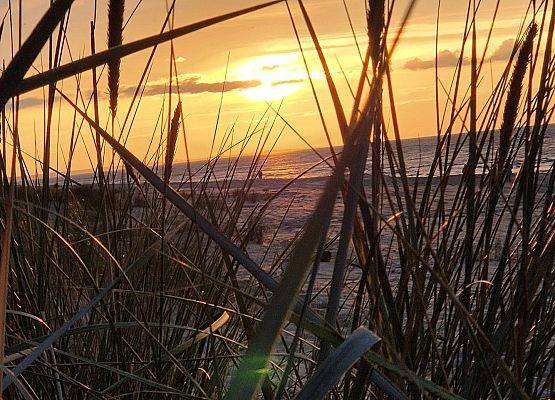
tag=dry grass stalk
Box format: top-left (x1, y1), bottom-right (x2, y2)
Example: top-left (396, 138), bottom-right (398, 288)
top-left (164, 101), bottom-right (182, 184)
top-left (108, 0), bottom-right (125, 116)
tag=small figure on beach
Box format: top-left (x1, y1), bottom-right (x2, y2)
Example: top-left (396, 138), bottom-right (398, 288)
top-left (258, 170), bottom-right (263, 180)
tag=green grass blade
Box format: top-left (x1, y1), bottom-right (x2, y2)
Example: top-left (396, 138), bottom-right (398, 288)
top-left (295, 327), bottom-right (380, 400)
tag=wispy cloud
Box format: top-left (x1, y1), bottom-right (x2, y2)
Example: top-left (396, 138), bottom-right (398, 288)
top-left (261, 65), bottom-right (281, 71)
top-left (19, 97), bottom-right (45, 109)
top-left (17, 75), bottom-right (263, 109)
top-left (272, 79), bottom-right (304, 86)
top-left (403, 49), bottom-right (465, 70)
top-left (403, 39), bottom-right (516, 70)
top-left (120, 75), bottom-right (262, 96)
top-left (490, 39), bottom-right (515, 61)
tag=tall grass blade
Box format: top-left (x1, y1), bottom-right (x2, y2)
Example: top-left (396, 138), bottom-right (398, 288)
top-left (295, 327), bottom-right (380, 400)
top-left (297, 0), bottom-right (348, 138)
top-left (0, 136), bottom-right (17, 397)
top-left (485, 23), bottom-right (536, 325)
top-left (0, 0), bottom-right (75, 109)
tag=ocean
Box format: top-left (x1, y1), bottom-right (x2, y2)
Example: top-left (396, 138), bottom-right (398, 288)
top-left (73, 126), bottom-right (554, 184)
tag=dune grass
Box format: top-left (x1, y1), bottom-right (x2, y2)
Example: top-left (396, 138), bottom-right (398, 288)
top-left (0, 0), bottom-right (553, 399)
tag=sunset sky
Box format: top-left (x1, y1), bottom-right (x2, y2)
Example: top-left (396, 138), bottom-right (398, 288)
top-left (0, 0), bottom-right (542, 172)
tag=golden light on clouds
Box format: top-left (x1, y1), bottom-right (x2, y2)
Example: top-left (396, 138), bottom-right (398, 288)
top-left (0, 0), bottom-right (536, 171)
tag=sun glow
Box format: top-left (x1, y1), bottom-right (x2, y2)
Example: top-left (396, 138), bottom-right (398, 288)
top-left (234, 53), bottom-right (308, 101)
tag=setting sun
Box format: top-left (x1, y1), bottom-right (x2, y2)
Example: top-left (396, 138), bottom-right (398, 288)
top-left (235, 53), bottom-right (307, 101)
